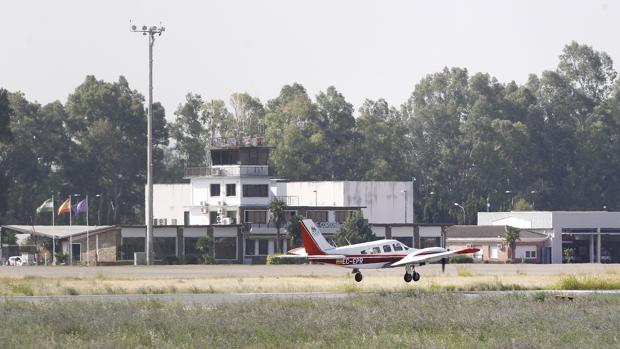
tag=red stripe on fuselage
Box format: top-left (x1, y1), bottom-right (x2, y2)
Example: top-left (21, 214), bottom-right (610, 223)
top-left (308, 255), bottom-right (404, 265)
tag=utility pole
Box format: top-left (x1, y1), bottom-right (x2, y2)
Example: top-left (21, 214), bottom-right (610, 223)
top-left (131, 23), bottom-right (165, 265)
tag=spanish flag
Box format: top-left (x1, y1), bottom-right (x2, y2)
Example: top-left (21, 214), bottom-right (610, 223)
top-left (57, 198), bottom-right (71, 215)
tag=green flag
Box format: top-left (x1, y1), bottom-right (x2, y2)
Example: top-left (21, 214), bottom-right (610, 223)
top-left (36, 198), bottom-right (53, 214)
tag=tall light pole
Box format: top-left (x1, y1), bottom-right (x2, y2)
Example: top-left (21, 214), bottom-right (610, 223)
top-left (131, 23), bottom-right (165, 265)
top-left (411, 177), bottom-right (416, 224)
top-left (454, 202), bottom-right (465, 224)
top-left (312, 190), bottom-right (317, 206)
top-left (401, 190), bottom-right (407, 223)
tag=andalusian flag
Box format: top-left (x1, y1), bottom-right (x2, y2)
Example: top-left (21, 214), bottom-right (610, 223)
top-left (57, 198), bottom-right (71, 215)
top-left (36, 198), bottom-right (54, 214)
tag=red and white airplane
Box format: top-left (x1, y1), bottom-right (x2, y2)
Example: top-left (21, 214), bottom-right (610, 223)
top-left (289, 219), bottom-right (479, 283)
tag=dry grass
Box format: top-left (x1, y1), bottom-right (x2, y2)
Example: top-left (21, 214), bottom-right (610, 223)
top-left (1, 268), bottom-right (620, 295)
top-left (0, 264), bottom-right (618, 295)
top-left (1, 294), bottom-right (620, 348)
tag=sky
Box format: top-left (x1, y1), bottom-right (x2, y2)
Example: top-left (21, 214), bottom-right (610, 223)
top-left (1, 0), bottom-right (619, 119)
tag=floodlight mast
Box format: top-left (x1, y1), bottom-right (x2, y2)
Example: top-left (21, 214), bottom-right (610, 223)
top-left (131, 23), bottom-right (165, 265)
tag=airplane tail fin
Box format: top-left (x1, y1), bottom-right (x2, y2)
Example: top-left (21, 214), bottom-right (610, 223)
top-left (300, 219), bottom-right (334, 255)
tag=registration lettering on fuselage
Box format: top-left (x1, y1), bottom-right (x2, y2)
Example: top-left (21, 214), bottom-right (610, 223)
top-left (342, 257), bottom-right (364, 265)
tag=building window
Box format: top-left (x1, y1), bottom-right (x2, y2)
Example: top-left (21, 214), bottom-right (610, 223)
top-left (245, 210), bottom-right (267, 224)
top-left (227, 211), bottom-right (237, 223)
top-left (245, 239), bottom-right (256, 256)
top-left (226, 184), bottom-right (236, 196)
top-left (490, 245), bottom-right (499, 259)
top-left (184, 237), bottom-right (201, 255)
top-left (214, 237), bottom-right (237, 259)
top-left (258, 240), bottom-right (269, 255)
top-left (307, 210), bottom-right (328, 223)
top-left (525, 250), bottom-right (537, 259)
top-left (72, 243), bottom-right (81, 261)
top-left (171, 218), bottom-right (177, 225)
top-left (394, 237), bottom-right (413, 248)
top-left (420, 237), bottom-right (440, 248)
top-left (335, 211), bottom-right (354, 223)
top-left (209, 211), bottom-right (218, 224)
top-left (242, 184), bottom-right (268, 197)
top-left (154, 237), bottom-right (176, 259)
top-left (210, 184), bottom-right (221, 196)
top-left (121, 237), bottom-right (144, 260)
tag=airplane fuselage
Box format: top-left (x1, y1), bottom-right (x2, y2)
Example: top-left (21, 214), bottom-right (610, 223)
top-left (307, 239), bottom-right (446, 269)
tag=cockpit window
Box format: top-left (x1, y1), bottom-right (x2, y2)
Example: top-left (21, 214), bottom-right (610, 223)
top-left (393, 243), bottom-right (403, 251)
top-left (372, 247), bottom-right (381, 254)
top-left (383, 245), bottom-right (392, 253)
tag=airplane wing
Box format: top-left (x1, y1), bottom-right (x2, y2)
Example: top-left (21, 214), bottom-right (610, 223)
top-left (391, 247), bottom-right (479, 267)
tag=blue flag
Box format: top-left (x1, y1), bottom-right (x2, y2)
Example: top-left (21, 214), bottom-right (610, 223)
top-left (73, 199), bottom-right (88, 215)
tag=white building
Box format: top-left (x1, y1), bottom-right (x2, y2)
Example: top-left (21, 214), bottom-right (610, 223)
top-left (148, 145), bottom-right (443, 261)
top-left (478, 211), bottom-right (620, 264)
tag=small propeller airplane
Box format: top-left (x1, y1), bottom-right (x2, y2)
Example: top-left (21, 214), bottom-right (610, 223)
top-left (288, 219), bottom-right (480, 283)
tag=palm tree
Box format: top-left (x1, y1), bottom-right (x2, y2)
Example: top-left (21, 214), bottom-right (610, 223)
top-left (504, 226), bottom-right (521, 261)
top-left (268, 198), bottom-right (286, 254)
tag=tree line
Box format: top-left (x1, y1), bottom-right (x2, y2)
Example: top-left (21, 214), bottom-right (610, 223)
top-left (1, 41), bottom-right (619, 226)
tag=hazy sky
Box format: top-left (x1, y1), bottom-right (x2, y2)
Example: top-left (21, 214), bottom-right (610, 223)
top-left (1, 0), bottom-right (618, 119)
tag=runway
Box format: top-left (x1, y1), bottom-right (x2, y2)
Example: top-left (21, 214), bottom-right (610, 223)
top-left (3, 289), bottom-right (620, 304)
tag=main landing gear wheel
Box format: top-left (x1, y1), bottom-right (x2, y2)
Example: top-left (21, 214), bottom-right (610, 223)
top-left (412, 271), bottom-right (421, 282)
top-left (404, 273), bottom-right (413, 283)
top-left (354, 272), bottom-right (363, 282)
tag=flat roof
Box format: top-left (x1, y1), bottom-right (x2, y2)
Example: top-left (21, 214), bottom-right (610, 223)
top-left (1, 225), bottom-right (114, 238)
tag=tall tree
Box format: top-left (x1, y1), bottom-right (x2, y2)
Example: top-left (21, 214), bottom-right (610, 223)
top-left (264, 84), bottom-right (319, 179)
top-left (0, 89), bottom-right (13, 222)
top-left (65, 75), bottom-right (168, 224)
top-left (169, 93), bottom-right (209, 167)
top-left (335, 212), bottom-right (375, 245)
top-left (268, 198), bottom-right (286, 254)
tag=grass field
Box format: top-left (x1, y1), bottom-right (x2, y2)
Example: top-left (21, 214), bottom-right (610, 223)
top-left (1, 264), bottom-right (620, 295)
top-left (1, 293), bottom-right (619, 348)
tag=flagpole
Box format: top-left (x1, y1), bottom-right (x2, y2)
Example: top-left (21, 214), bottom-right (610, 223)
top-left (69, 195), bottom-right (72, 226)
top-left (52, 195), bottom-right (55, 226)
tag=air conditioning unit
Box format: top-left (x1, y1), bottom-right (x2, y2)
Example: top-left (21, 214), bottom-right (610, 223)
top-left (201, 207), bottom-right (209, 214)
top-left (221, 217), bottom-right (232, 225)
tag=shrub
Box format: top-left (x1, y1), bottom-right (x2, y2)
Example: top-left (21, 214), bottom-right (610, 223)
top-left (65, 287), bottom-right (80, 296)
top-left (449, 255), bottom-right (473, 264)
top-left (163, 255), bottom-right (178, 265)
top-left (202, 254), bottom-right (215, 265)
top-left (184, 255), bottom-right (199, 264)
top-left (11, 284), bottom-right (34, 296)
top-left (54, 252), bottom-right (68, 265)
top-left (266, 254), bottom-right (306, 265)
